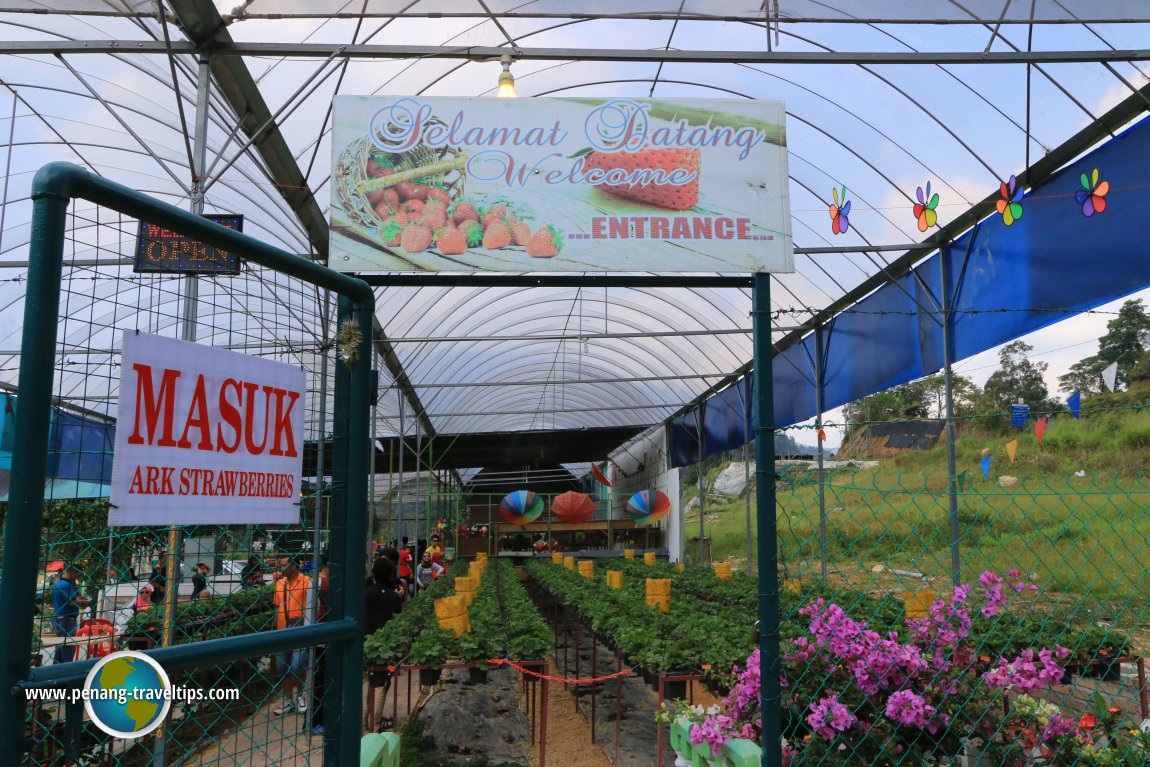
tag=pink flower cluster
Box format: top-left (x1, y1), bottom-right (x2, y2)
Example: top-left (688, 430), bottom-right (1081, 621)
top-left (688, 570), bottom-right (1074, 761)
top-left (690, 649), bottom-right (762, 756)
top-left (983, 646), bottom-right (1069, 694)
top-left (807, 695), bottom-right (857, 740)
top-left (885, 689), bottom-right (939, 731)
top-left (799, 598), bottom-right (931, 697)
top-left (907, 583), bottom-right (974, 652)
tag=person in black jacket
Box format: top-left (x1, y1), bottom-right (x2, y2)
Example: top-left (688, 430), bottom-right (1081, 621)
top-left (148, 553), bottom-right (169, 605)
top-left (364, 558), bottom-right (403, 635)
top-left (364, 557), bottom-right (404, 730)
top-left (190, 563), bottom-right (211, 600)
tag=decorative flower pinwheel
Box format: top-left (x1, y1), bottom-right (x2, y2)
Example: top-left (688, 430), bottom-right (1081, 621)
top-left (996, 175), bottom-right (1023, 226)
top-left (1075, 168), bottom-right (1108, 217)
top-left (829, 186), bottom-right (850, 235)
top-left (913, 182), bottom-right (939, 232)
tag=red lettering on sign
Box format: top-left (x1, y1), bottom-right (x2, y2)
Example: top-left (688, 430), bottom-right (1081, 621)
top-left (127, 364), bottom-right (181, 447)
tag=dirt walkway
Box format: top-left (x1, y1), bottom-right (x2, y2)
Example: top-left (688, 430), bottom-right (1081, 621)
top-left (526, 657), bottom-right (613, 767)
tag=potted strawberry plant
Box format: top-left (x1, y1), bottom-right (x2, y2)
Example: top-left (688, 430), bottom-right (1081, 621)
top-left (409, 626), bottom-right (454, 686)
top-left (457, 629), bottom-right (498, 684)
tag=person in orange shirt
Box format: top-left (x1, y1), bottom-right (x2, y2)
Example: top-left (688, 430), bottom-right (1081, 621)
top-left (272, 556), bottom-right (312, 716)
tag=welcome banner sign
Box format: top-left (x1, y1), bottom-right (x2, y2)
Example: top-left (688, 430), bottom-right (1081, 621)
top-left (331, 96), bottom-right (792, 273)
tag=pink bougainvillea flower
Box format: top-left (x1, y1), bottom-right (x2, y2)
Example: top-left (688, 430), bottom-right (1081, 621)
top-left (996, 175), bottom-right (1023, 225)
top-left (913, 182), bottom-right (939, 232)
top-left (829, 186), bottom-right (851, 235)
top-left (1075, 168), bottom-right (1109, 217)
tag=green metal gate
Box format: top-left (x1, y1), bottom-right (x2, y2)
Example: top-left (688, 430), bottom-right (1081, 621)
top-left (0, 162), bottom-right (373, 766)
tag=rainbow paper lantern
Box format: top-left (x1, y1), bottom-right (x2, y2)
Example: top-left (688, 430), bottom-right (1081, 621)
top-left (499, 490), bottom-right (544, 526)
top-left (625, 490), bottom-right (671, 526)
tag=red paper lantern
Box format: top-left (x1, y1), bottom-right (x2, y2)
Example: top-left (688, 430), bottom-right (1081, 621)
top-left (551, 490), bottom-right (596, 524)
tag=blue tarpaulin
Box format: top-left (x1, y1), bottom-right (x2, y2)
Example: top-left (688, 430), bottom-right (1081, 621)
top-left (669, 111), bottom-right (1150, 468)
top-left (0, 393), bottom-right (115, 497)
top-left (47, 409), bottom-right (116, 485)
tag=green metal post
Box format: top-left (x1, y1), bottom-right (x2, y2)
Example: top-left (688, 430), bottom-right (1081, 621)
top-left (325, 294), bottom-right (371, 764)
top-left (325, 298), bottom-right (351, 764)
top-left (941, 245), bottom-right (961, 587)
top-left (752, 272), bottom-right (781, 767)
top-left (0, 185), bottom-right (68, 759)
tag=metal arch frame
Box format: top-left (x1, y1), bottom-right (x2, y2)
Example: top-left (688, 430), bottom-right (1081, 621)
top-left (158, 0), bottom-right (445, 456)
top-left (393, 300), bottom-right (753, 418)
top-left (2, 39), bottom-right (1150, 64)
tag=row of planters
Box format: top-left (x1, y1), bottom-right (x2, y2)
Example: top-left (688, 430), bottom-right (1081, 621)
top-left (608, 558), bottom-right (1131, 671)
top-left (669, 568), bottom-right (1150, 766)
top-left (122, 585), bottom-right (274, 647)
top-left (524, 558), bottom-right (753, 691)
top-left (363, 559), bottom-right (551, 685)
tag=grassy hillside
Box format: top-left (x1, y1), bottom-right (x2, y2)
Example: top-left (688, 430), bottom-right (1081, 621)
top-left (685, 390), bottom-right (1150, 622)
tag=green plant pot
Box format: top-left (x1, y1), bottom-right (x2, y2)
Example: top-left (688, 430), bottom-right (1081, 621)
top-left (419, 667), bottom-right (441, 687)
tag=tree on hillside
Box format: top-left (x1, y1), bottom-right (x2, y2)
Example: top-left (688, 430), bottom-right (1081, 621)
top-left (981, 340), bottom-right (1061, 414)
top-left (843, 379), bottom-right (931, 436)
top-left (842, 374), bottom-right (980, 437)
top-left (1130, 349), bottom-right (1150, 387)
top-left (919, 373), bottom-right (980, 418)
top-left (1058, 299), bottom-right (1150, 394)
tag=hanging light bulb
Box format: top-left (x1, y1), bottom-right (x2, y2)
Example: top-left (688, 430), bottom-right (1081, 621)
top-left (495, 54), bottom-right (517, 98)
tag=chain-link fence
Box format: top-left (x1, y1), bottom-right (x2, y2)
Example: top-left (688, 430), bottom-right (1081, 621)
top-left (0, 169), bottom-right (373, 767)
top-left (669, 406), bottom-right (1150, 765)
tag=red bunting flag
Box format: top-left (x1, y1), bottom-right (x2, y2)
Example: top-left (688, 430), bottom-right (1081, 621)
top-left (817, 428), bottom-right (827, 443)
top-left (590, 463), bottom-right (612, 487)
top-left (1035, 416), bottom-right (1047, 444)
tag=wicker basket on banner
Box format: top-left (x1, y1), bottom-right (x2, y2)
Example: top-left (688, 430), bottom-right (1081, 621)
top-left (333, 131), bottom-right (468, 242)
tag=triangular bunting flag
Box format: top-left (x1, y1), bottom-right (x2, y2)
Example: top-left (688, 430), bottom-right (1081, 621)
top-left (590, 463), bottom-right (612, 487)
top-left (1102, 361), bottom-right (1118, 392)
top-left (980, 455), bottom-right (992, 480)
top-left (1035, 416), bottom-right (1047, 444)
top-left (956, 471), bottom-right (967, 492)
top-left (817, 428), bottom-right (827, 443)
top-left (1067, 391), bottom-right (1081, 420)
top-left (1005, 439), bottom-right (1018, 464)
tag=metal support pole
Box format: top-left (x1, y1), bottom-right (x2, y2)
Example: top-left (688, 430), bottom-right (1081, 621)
top-left (940, 246), bottom-right (961, 587)
top-left (304, 290), bottom-right (331, 732)
top-left (743, 387), bottom-right (752, 569)
top-left (398, 398), bottom-right (405, 542)
top-left (156, 52), bottom-right (211, 767)
top-left (370, 379), bottom-right (379, 551)
top-left (696, 407), bottom-right (706, 566)
top-left (0, 187), bottom-right (67, 760)
top-left (814, 325), bottom-right (827, 585)
top-left (415, 428), bottom-right (422, 551)
top-left (591, 629), bottom-right (597, 745)
top-left (752, 272), bottom-right (781, 767)
top-left (325, 294), bottom-right (371, 763)
top-left (615, 646), bottom-right (622, 766)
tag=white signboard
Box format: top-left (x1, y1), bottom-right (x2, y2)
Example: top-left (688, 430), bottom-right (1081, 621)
top-left (331, 96), bottom-right (792, 273)
top-left (109, 332), bottom-right (306, 525)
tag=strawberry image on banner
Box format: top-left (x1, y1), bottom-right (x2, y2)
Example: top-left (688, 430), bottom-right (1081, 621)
top-left (579, 148), bottom-right (700, 210)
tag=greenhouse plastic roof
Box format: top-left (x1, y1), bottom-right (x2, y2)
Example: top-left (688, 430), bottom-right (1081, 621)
top-left (0, 1), bottom-right (1149, 469)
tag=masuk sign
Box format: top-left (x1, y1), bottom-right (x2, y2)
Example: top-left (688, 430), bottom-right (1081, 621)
top-left (108, 331), bottom-right (306, 525)
top-left (331, 96), bottom-right (792, 273)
